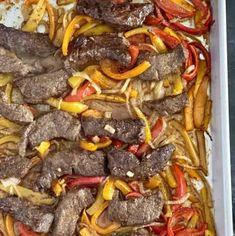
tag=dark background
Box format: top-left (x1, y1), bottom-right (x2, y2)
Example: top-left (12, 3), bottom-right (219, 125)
top-left (227, 0), bottom-right (235, 232)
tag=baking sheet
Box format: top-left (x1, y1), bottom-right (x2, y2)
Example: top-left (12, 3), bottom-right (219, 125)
top-left (0, 0), bottom-right (233, 235)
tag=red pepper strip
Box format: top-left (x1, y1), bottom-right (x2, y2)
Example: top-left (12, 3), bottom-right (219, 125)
top-left (128, 144), bottom-right (140, 155)
top-left (151, 225), bottom-right (185, 235)
top-left (128, 181), bottom-right (141, 192)
top-left (126, 191), bottom-right (143, 199)
top-left (128, 33), bottom-right (146, 45)
top-left (191, 0), bottom-right (208, 22)
top-left (64, 81), bottom-right (96, 102)
top-left (66, 176), bottom-right (105, 189)
top-left (190, 41), bottom-right (211, 74)
top-left (18, 224), bottom-right (39, 236)
top-left (172, 164), bottom-right (187, 198)
top-left (154, 0), bottom-right (195, 19)
top-left (145, 15), bottom-right (162, 26)
top-left (151, 28), bottom-right (181, 49)
top-left (183, 45), bottom-right (199, 81)
top-left (128, 45), bottom-right (140, 67)
top-left (136, 118), bottom-right (163, 157)
top-left (167, 208), bottom-right (195, 236)
top-left (175, 223), bottom-right (208, 236)
top-left (112, 139), bottom-right (124, 149)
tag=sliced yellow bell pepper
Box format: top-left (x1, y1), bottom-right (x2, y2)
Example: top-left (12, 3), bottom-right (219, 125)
top-left (100, 59), bottom-right (151, 80)
top-left (83, 24), bottom-right (113, 36)
top-left (0, 74), bottom-right (13, 87)
top-left (133, 107), bottom-right (152, 143)
top-left (185, 168), bottom-right (200, 180)
top-left (5, 83), bottom-right (13, 103)
top-left (52, 179), bottom-right (66, 197)
top-left (75, 21), bottom-right (100, 37)
top-left (35, 140), bottom-right (50, 158)
top-left (171, 0), bottom-right (195, 13)
top-left (0, 118), bottom-right (21, 130)
top-left (82, 94), bottom-right (126, 103)
top-left (80, 139), bottom-right (112, 151)
top-left (68, 75), bottom-right (85, 89)
top-left (82, 109), bottom-right (103, 118)
top-left (56, 0), bottom-right (76, 6)
top-left (91, 201), bottom-right (121, 234)
top-left (124, 27), bottom-right (149, 38)
top-left (203, 99), bottom-right (212, 130)
top-left (144, 174), bottom-right (161, 189)
top-left (114, 180), bottom-right (132, 195)
top-left (149, 34), bottom-right (167, 53)
top-left (81, 210), bottom-right (92, 226)
top-left (46, 2), bottom-right (57, 40)
top-left (0, 135), bottom-right (20, 145)
top-left (163, 27), bottom-right (181, 40)
top-left (80, 227), bottom-right (92, 236)
top-left (164, 166), bottom-right (177, 188)
top-left (22, 0), bottom-right (46, 32)
top-left (5, 214), bottom-right (15, 236)
top-left (194, 60), bottom-right (207, 98)
top-left (103, 178), bottom-right (115, 201)
top-left (46, 97), bottom-right (88, 113)
top-left (173, 75), bottom-right (184, 95)
top-left (62, 15), bottom-right (92, 56)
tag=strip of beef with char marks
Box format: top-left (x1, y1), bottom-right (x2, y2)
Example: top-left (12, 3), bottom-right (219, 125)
top-left (143, 92), bottom-right (188, 116)
top-left (52, 188), bottom-right (94, 236)
top-left (0, 91), bottom-right (34, 124)
top-left (36, 149), bottom-right (107, 191)
top-left (15, 69), bottom-right (69, 104)
top-left (108, 144), bottom-right (175, 180)
top-left (77, 0), bottom-right (154, 30)
top-left (137, 45), bottom-right (187, 81)
top-left (19, 111), bottom-right (82, 156)
top-left (81, 116), bottom-right (145, 144)
top-left (0, 196), bottom-right (54, 233)
top-left (65, 34), bottom-right (131, 71)
top-left (108, 190), bottom-right (163, 226)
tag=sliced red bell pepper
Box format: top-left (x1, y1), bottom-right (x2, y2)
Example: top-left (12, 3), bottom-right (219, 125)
top-left (18, 224), bottom-right (39, 236)
top-left (145, 15), bottom-right (162, 26)
top-left (175, 223), bottom-right (208, 236)
top-left (128, 45), bottom-right (140, 67)
top-left (64, 81), bottom-right (96, 102)
top-left (151, 28), bottom-right (181, 49)
top-left (136, 118), bottom-right (163, 156)
top-left (66, 176), bottom-right (105, 189)
top-left (112, 139), bottom-right (124, 149)
top-left (128, 33), bottom-right (146, 45)
top-left (172, 164), bottom-right (187, 198)
top-left (126, 191), bottom-right (143, 199)
top-left (154, 0), bottom-right (195, 19)
top-left (128, 144), bottom-right (140, 155)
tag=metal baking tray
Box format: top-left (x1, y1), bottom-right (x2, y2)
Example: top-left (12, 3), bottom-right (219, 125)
top-left (0, 0), bottom-right (233, 235)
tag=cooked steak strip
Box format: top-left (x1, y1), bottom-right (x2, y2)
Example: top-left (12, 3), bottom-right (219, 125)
top-left (0, 91), bottom-right (34, 124)
top-left (81, 116), bottom-right (145, 144)
top-left (0, 196), bottom-right (54, 233)
top-left (36, 149), bottom-right (107, 190)
top-left (108, 144), bottom-right (175, 180)
top-left (143, 92), bottom-right (188, 116)
top-left (0, 23), bottom-right (56, 58)
top-left (0, 155), bottom-right (32, 179)
top-left (52, 188), bottom-right (94, 236)
top-left (19, 111), bottom-right (82, 156)
top-left (77, 0), bottom-right (154, 30)
top-left (15, 69), bottom-right (69, 104)
top-left (108, 191), bottom-right (163, 226)
top-left (65, 34), bottom-right (131, 70)
top-left (138, 45), bottom-right (187, 81)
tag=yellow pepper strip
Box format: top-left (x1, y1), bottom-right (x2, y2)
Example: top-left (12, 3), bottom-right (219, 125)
top-left (185, 168), bottom-right (200, 180)
top-left (35, 140), bottom-right (50, 158)
top-left (91, 201), bottom-right (121, 234)
top-left (114, 180), bottom-right (132, 195)
top-left (184, 86), bottom-right (194, 131)
top-left (100, 59), bottom-right (151, 80)
top-left (81, 210), bottom-right (92, 226)
top-left (173, 75), bottom-right (184, 95)
top-left (163, 27), bottom-right (181, 40)
top-left (5, 214), bottom-right (15, 236)
top-left (80, 139), bottom-right (112, 151)
top-left (52, 179), bottom-right (66, 197)
top-left (46, 97), bottom-right (88, 113)
top-left (203, 99), bottom-right (212, 130)
top-left (80, 227), bottom-right (92, 236)
top-left (68, 75), bottom-right (85, 89)
top-left (82, 94), bottom-right (126, 103)
top-left (56, 0), bottom-right (75, 6)
top-left (46, 2), bottom-right (57, 40)
top-left (22, 0), bottom-right (46, 32)
top-left (87, 185), bottom-right (105, 215)
top-left (164, 166), bottom-right (177, 188)
top-left (62, 15), bottom-right (92, 56)
top-left (0, 117), bottom-right (21, 130)
top-left (187, 212), bottom-right (199, 228)
top-left (103, 178), bottom-right (115, 201)
top-left (83, 24), bottom-right (113, 36)
top-left (124, 27), bottom-right (149, 38)
top-left (0, 74), bottom-right (13, 87)
top-left (0, 183), bottom-right (56, 205)
top-left (194, 60), bottom-right (207, 98)
top-left (5, 83), bottom-right (13, 103)
top-left (75, 21), bottom-right (100, 37)
top-left (149, 34), bottom-right (167, 53)
top-left (0, 135), bottom-right (20, 145)
top-left (133, 107), bottom-right (152, 143)
top-left (82, 109), bottom-right (103, 118)
top-left (171, 0), bottom-right (195, 12)
top-left (169, 120), bottom-right (200, 166)
top-left (144, 174), bottom-right (161, 189)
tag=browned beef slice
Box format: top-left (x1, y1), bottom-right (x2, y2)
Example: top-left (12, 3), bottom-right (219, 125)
top-left (52, 188), bottom-right (94, 236)
top-left (138, 45), bottom-right (187, 81)
top-left (0, 23), bottom-right (56, 58)
top-left (0, 155), bottom-right (32, 179)
top-left (15, 69), bottom-right (69, 104)
top-left (0, 91), bottom-right (34, 124)
top-left (143, 92), bottom-right (188, 116)
top-left (81, 116), bottom-right (145, 144)
top-left (108, 191), bottom-right (163, 226)
top-left (0, 196), bottom-right (54, 233)
top-left (77, 0), bottom-right (154, 30)
top-left (108, 144), bottom-right (175, 180)
top-left (36, 149), bottom-right (107, 190)
top-left (65, 34), bottom-right (131, 70)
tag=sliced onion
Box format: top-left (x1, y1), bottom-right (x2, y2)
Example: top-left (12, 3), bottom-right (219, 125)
top-left (165, 193), bottom-right (190, 205)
